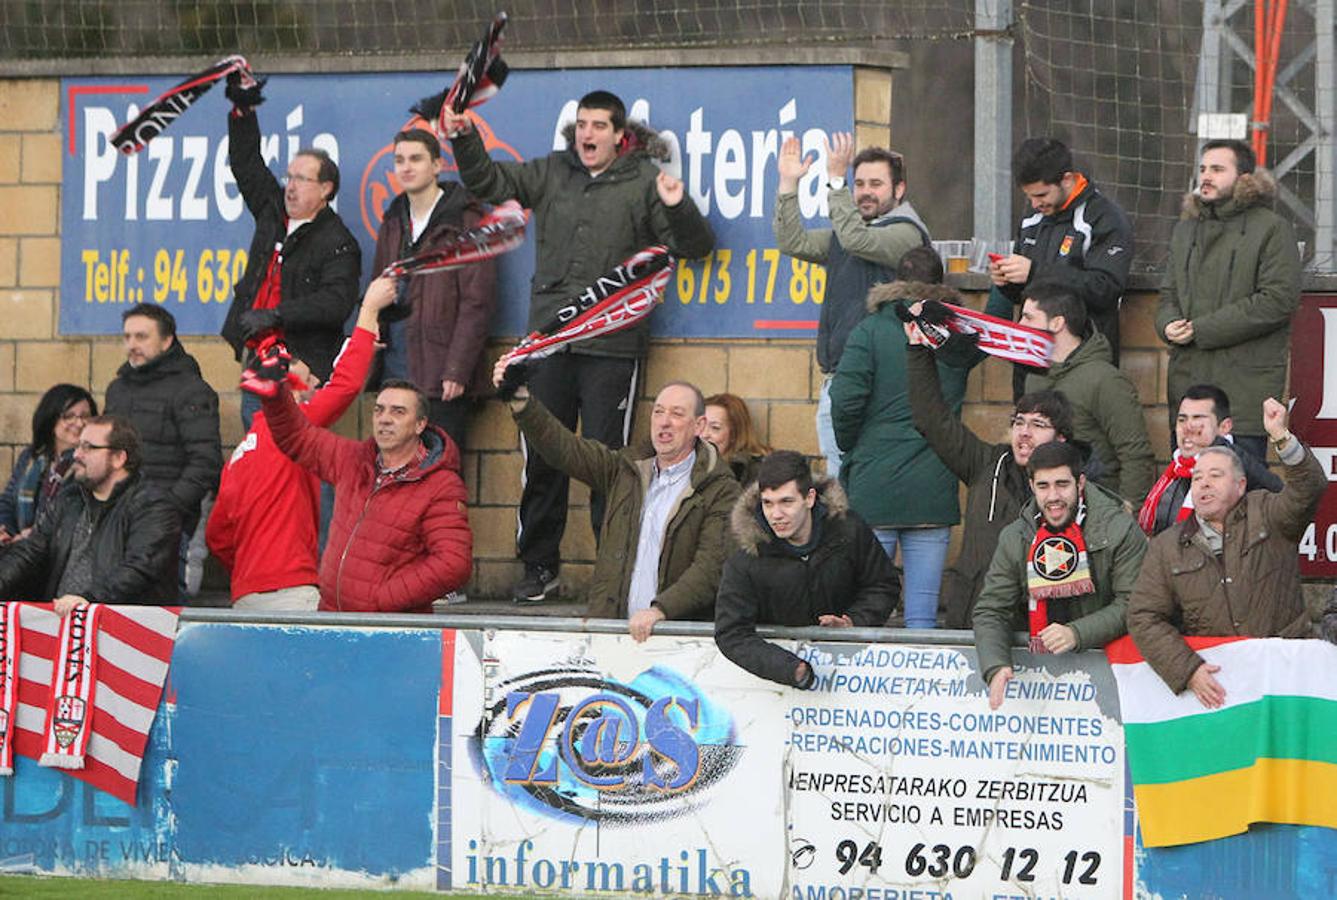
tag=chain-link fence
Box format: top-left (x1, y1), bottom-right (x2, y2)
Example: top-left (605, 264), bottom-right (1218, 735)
top-left (0, 1), bottom-right (975, 57)
top-left (3, 0), bottom-right (1331, 272)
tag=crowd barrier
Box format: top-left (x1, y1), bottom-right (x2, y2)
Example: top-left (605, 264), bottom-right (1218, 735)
top-left (2, 610), bottom-right (1333, 898)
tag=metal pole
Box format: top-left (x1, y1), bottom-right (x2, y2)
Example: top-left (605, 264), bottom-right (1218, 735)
top-left (1313, 0), bottom-right (1335, 268)
top-left (974, 0), bottom-right (1014, 242)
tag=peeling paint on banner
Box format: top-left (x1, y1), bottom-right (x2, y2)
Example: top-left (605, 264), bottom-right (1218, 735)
top-left (437, 633), bottom-right (1127, 897)
top-left (442, 630), bottom-right (784, 896)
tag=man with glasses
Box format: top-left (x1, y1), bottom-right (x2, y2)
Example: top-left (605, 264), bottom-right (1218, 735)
top-left (0, 416), bottom-right (181, 614)
top-left (774, 132), bottom-right (930, 480)
top-left (906, 312), bottom-right (1075, 628)
top-left (218, 76), bottom-right (361, 428)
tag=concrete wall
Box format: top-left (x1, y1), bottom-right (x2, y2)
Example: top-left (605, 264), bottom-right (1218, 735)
top-left (0, 72), bottom-right (1180, 602)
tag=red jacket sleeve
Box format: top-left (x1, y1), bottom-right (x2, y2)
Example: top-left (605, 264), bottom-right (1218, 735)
top-left (301, 327), bottom-right (376, 427)
top-left (263, 384), bottom-right (362, 486)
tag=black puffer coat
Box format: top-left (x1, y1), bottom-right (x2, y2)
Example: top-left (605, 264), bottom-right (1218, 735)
top-left (715, 479), bottom-right (899, 687)
top-left (0, 474), bottom-right (180, 604)
top-left (104, 340), bottom-right (221, 532)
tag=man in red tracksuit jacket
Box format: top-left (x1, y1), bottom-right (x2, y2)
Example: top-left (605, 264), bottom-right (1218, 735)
top-left (260, 334), bottom-right (472, 614)
top-left (208, 279), bottom-right (397, 610)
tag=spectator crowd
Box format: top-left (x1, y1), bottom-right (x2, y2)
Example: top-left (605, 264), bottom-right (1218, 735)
top-left (3, 83), bottom-right (1336, 710)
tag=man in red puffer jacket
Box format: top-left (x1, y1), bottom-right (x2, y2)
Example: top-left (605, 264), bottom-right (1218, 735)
top-left (261, 372), bottom-right (471, 613)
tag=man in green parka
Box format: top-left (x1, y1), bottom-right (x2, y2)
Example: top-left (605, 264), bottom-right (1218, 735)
top-left (973, 441), bottom-right (1147, 709)
top-left (1157, 139), bottom-right (1302, 462)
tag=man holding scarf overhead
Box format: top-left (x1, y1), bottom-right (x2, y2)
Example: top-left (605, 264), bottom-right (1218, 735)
top-left (973, 441), bottom-right (1147, 709)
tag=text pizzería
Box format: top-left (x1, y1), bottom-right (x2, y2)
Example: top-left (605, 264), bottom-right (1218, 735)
top-left (789, 772), bottom-right (1089, 804)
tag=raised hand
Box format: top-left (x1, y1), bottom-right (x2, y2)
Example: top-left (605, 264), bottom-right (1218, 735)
top-left (825, 131), bottom-right (855, 181)
top-left (656, 170), bottom-right (685, 206)
top-left (1262, 396), bottom-right (1289, 440)
top-left (777, 136), bottom-right (814, 193)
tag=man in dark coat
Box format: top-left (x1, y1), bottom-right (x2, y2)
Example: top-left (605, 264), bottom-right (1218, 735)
top-left (991, 137), bottom-right (1133, 396)
top-left (1129, 399), bottom-right (1325, 708)
top-left (715, 451), bottom-right (899, 689)
top-left (1157, 139), bottom-right (1302, 460)
top-left (0, 416), bottom-right (180, 613)
top-left (104, 303), bottom-right (220, 541)
top-left (218, 81), bottom-right (361, 427)
top-left (444, 90), bottom-right (715, 604)
top-left (371, 128), bottom-right (496, 450)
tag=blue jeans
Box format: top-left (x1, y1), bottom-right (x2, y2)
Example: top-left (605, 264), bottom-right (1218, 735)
top-left (873, 526), bottom-right (950, 629)
top-left (816, 376), bottom-right (843, 480)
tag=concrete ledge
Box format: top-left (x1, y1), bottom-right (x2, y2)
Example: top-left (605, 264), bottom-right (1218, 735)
top-left (1, 45), bottom-right (909, 78)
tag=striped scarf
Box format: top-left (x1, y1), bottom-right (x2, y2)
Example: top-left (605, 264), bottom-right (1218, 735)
top-left (1137, 451), bottom-right (1196, 535)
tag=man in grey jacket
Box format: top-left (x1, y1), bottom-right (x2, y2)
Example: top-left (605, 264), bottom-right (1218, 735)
top-left (773, 131), bottom-right (929, 479)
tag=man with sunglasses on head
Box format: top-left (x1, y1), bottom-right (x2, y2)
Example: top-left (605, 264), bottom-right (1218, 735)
top-left (0, 416), bottom-right (181, 615)
top-left (774, 133), bottom-right (930, 481)
top-left (905, 312), bottom-right (1076, 628)
top-left (218, 73), bottom-right (361, 429)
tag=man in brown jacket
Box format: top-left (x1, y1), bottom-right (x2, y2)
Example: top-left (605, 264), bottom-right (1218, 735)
top-left (494, 358), bottom-right (740, 640)
top-left (1128, 398), bottom-right (1326, 708)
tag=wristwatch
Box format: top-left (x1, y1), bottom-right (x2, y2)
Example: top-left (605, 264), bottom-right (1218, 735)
top-left (827, 176), bottom-right (846, 191)
top-left (1272, 430), bottom-right (1294, 451)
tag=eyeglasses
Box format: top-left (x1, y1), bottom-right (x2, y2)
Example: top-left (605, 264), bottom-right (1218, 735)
top-left (1010, 415), bottom-right (1055, 431)
top-left (281, 172), bottom-right (321, 186)
top-left (75, 441), bottom-right (114, 453)
top-left (60, 410), bottom-right (89, 422)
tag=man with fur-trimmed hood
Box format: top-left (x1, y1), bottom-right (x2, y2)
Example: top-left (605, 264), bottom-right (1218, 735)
top-left (442, 91), bottom-right (715, 604)
top-left (829, 247), bottom-right (970, 630)
top-left (1157, 138), bottom-right (1302, 461)
top-left (715, 450), bottom-right (899, 689)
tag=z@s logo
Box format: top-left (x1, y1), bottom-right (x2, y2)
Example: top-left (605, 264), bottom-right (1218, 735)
top-left (472, 666), bottom-right (742, 824)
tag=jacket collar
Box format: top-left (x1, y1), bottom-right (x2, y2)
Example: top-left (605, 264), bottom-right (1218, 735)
top-left (731, 478), bottom-right (850, 556)
top-left (1180, 169), bottom-right (1278, 221)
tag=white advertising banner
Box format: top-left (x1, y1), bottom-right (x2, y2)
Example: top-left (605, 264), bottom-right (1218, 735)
top-left (442, 632), bottom-right (1126, 898)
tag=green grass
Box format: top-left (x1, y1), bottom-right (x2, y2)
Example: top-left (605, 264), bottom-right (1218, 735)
top-left (0, 876), bottom-right (491, 898)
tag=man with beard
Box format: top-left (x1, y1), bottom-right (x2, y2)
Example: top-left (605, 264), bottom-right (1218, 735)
top-left (1157, 139), bottom-right (1301, 461)
top-left (1137, 384), bottom-right (1281, 536)
top-left (1129, 399), bottom-right (1326, 708)
top-left (973, 441), bottom-right (1147, 709)
top-left (442, 90), bottom-right (714, 605)
top-left (773, 133), bottom-right (930, 479)
top-left (991, 138), bottom-right (1133, 397)
top-left (0, 416), bottom-right (180, 614)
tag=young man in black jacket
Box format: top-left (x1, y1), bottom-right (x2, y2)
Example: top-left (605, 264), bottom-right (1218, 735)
top-left (0, 416), bottom-right (180, 613)
top-left (715, 450), bottom-right (899, 689)
top-left (218, 79), bottom-right (361, 428)
top-left (990, 138), bottom-right (1133, 396)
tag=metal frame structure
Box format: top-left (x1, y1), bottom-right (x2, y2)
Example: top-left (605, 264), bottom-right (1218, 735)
top-left (1194, 0), bottom-right (1336, 268)
top-left (974, 0), bottom-right (1015, 243)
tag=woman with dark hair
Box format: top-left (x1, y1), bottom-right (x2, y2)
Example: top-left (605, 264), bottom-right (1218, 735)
top-left (0, 384), bottom-right (97, 542)
top-left (703, 393), bottom-right (772, 485)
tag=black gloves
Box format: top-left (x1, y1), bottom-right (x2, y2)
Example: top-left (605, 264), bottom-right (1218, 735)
top-left (225, 70), bottom-right (268, 110)
top-left (495, 360), bottom-right (530, 402)
top-left (239, 308), bottom-right (283, 346)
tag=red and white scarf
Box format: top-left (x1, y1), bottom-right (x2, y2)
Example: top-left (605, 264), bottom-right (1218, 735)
top-left (912, 300), bottom-right (1054, 368)
top-left (381, 201), bottom-right (528, 278)
top-left (1137, 451), bottom-right (1196, 535)
top-left (111, 55), bottom-right (255, 154)
top-left (39, 604), bottom-right (101, 769)
top-left (0, 602), bottom-right (19, 775)
top-left (502, 246), bottom-right (674, 365)
top-left (1025, 499), bottom-right (1095, 653)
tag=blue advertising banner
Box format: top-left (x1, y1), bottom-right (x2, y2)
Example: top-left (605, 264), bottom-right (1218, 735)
top-left (60, 66), bottom-right (855, 338)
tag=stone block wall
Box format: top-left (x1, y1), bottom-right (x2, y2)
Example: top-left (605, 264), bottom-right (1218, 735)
top-left (0, 74), bottom-right (1204, 602)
